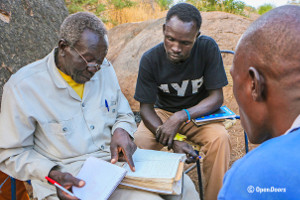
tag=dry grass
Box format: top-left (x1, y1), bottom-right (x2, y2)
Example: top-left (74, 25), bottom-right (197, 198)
top-left (65, 0), bottom-right (167, 29)
top-left (105, 3), bottom-right (167, 29)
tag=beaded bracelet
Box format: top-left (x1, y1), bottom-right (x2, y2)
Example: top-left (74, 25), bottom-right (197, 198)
top-left (183, 109), bottom-right (191, 124)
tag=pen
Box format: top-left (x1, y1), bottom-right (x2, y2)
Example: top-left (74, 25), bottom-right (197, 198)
top-left (45, 176), bottom-right (76, 197)
top-left (189, 155), bottom-right (201, 160)
top-left (105, 99), bottom-right (109, 112)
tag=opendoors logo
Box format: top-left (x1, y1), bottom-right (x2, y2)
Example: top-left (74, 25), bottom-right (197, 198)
top-left (247, 185), bottom-right (286, 194)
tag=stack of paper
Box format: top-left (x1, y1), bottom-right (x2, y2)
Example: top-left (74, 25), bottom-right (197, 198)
top-left (119, 148), bottom-right (186, 195)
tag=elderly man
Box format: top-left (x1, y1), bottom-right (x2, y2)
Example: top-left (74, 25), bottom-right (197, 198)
top-left (0, 12), bottom-right (198, 200)
top-left (218, 5), bottom-right (300, 199)
top-left (134, 3), bottom-right (230, 200)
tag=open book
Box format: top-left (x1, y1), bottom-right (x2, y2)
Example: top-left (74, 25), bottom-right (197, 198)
top-left (193, 105), bottom-right (236, 126)
top-left (72, 149), bottom-right (185, 199)
top-left (119, 148), bottom-right (186, 195)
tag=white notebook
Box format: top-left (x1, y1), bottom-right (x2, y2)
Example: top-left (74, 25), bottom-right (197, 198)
top-left (73, 157), bottom-right (127, 200)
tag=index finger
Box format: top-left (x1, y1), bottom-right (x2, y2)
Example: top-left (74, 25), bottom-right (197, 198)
top-left (119, 147), bottom-right (135, 172)
top-left (188, 149), bottom-right (198, 159)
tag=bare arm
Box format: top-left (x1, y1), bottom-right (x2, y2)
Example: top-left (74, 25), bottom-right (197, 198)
top-left (177, 88), bottom-right (224, 123)
top-left (156, 88), bottom-right (224, 149)
top-left (139, 88), bottom-right (223, 162)
top-left (140, 103), bottom-right (163, 134)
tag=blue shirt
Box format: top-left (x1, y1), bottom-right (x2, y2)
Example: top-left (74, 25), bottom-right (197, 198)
top-left (218, 118), bottom-right (300, 200)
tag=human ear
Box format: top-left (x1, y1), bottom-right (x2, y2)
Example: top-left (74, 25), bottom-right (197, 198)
top-left (163, 24), bottom-right (166, 34)
top-left (249, 66), bottom-right (265, 101)
top-left (58, 39), bottom-right (68, 56)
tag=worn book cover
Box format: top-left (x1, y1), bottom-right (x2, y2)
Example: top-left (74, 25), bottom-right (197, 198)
top-left (119, 148), bottom-right (186, 195)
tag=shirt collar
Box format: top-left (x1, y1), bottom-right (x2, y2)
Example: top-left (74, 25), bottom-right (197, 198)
top-left (283, 115), bottom-right (300, 135)
top-left (47, 48), bottom-right (68, 89)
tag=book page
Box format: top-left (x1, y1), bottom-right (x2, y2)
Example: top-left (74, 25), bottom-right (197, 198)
top-left (124, 159), bottom-right (180, 179)
top-left (130, 148), bottom-right (185, 162)
top-left (122, 149), bottom-right (185, 179)
top-left (73, 157), bottom-right (127, 200)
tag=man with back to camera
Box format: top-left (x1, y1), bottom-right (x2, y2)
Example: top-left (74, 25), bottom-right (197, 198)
top-left (0, 12), bottom-right (199, 200)
top-left (134, 3), bottom-right (231, 200)
top-left (218, 5), bottom-right (300, 199)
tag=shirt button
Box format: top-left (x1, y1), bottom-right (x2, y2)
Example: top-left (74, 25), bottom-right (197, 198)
top-left (82, 103), bottom-right (85, 107)
top-left (62, 127), bottom-right (68, 132)
top-left (101, 145), bottom-right (105, 150)
top-left (90, 125), bottom-right (95, 130)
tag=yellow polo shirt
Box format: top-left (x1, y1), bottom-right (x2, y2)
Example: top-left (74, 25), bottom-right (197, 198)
top-left (58, 69), bottom-right (84, 99)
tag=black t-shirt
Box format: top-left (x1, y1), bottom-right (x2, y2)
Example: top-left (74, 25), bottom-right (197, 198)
top-left (134, 35), bottom-right (228, 112)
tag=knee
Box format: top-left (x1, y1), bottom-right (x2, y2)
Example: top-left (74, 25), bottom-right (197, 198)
top-left (207, 128), bottom-right (231, 151)
top-left (133, 130), bottom-right (143, 144)
top-left (133, 127), bottom-right (161, 150)
top-left (215, 129), bottom-right (230, 145)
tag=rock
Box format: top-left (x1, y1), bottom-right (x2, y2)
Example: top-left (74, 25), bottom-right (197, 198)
top-left (0, 0), bottom-right (68, 104)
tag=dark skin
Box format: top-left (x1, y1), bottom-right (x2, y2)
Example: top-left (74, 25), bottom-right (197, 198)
top-left (49, 29), bottom-right (137, 199)
top-left (141, 16), bottom-right (224, 163)
top-left (231, 5), bottom-right (300, 144)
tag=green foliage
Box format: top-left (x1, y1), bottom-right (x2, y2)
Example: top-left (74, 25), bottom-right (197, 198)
top-left (155, 0), bottom-right (174, 10)
top-left (187, 0), bottom-right (247, 16)
top-left (258, 3), bottom-right (275, 15)
top-left (108, 0), bottom-right (136, 10)
top-left (223, 0), bottom-right (245, 15)
top-left (65, 0), bottom-right (137, 26)
top-left (95, 4), bottom-right (107, 15)
top-left (85, 0), bottom-right (99, 5)
top-left (67, 3), bottom-right (84, 14)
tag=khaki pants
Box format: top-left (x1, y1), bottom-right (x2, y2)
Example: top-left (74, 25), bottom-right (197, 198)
top-left (134, 109), bottom-right (231, 200)
top-left (46, 174), bottom-right (199, 200)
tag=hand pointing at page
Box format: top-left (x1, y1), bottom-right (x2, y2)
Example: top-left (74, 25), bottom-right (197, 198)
top-left (110, 128), bottom-right (137, 172)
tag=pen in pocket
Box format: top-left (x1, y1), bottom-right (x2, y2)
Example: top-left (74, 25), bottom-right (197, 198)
top-left (105, 99), bottom-right (109, 112)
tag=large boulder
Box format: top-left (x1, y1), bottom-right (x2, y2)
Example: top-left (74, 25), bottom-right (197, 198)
top-left (0, 0), bottom-right (68, 103)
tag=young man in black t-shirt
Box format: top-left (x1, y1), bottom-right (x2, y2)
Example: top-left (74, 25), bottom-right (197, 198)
top-left (134, 3), bottom-right (231, 200)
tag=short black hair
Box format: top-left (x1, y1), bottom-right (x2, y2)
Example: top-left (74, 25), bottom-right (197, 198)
top-left (166, 3), bottom-right (202, 30)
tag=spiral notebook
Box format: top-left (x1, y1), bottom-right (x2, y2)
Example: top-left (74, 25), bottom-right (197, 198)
top-left (73, 157), bottom-right (127, 200)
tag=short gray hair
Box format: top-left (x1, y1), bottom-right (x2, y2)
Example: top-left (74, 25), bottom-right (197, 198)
top-left (59, 12), bottom-right (107, 47)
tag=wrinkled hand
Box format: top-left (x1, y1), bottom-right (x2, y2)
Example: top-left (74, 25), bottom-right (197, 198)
top-left (172, 141), bottom-right (199, 164)
top-left (48, 170), bottom-right (85, 200)
top-left (111, 128), bottom-right (137, 172)
top-left (156, 114), bottom-right (182, 149)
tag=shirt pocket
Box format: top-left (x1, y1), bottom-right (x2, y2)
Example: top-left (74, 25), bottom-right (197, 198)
top-left (101, 99), bottom-right (118, 119)
top-left (44, 118), bottom-right (74, 136)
